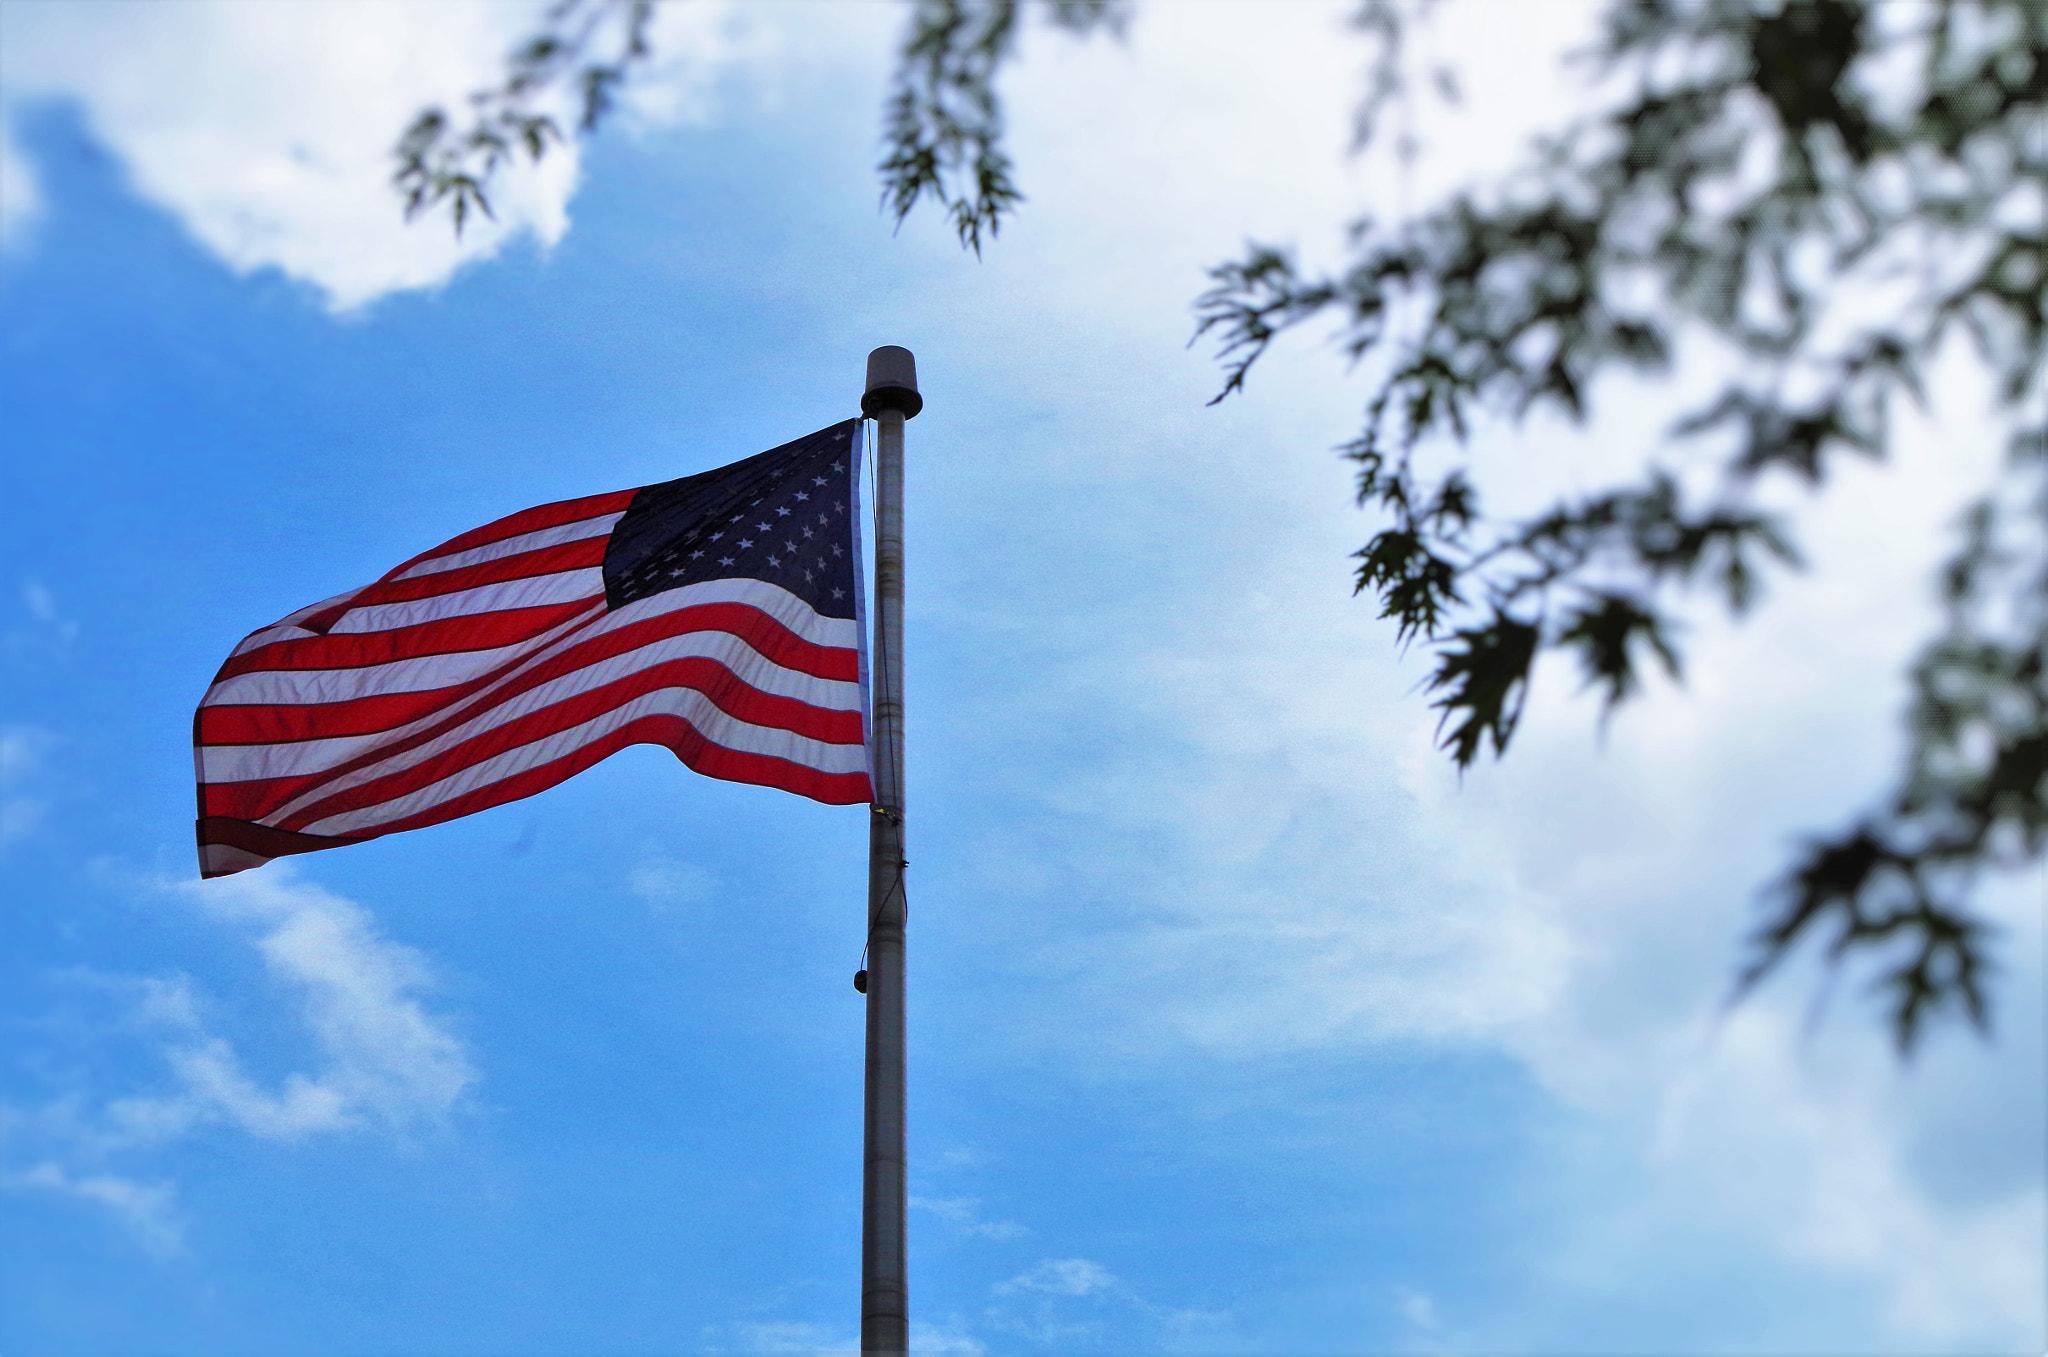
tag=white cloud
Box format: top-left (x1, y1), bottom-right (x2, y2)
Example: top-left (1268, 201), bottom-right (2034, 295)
top-left (994, 1257), bottom-right (1117, 1298)
top-left (629, 855), bottom-right (715, 908)
top-left (0, 0), bottom-right (755, 309)
top-left (147, 866), bottom-right (477, 1139)
top-left (719, 1320), bottom-right (857, 1354)
top-left (0, 722), bottom-right (57, 848)
top-left (4, 1162), bottom-right (185, 1258)
top-left (23, 580), bottom-right (55, 620)
top-left (909, 1194), bottom-right (1029, 1241)
top-left (907, 1320), bottom-right (986, 1354)
top-left (1395, 1286), bottom-right (1441, 1332)
top-left (1642, 1000), bottom-right (2047, 1346)
top-left (713, 1319), bottom-right (982, 1355)
top-left (0, 107), bottom-right (39, 244)
top-left (985, 1254), bottom-right (1219, 1345)
top-left (4, 868), bottom-right (473, 1252)
top-left (8, 578), bottom-right (79, 652)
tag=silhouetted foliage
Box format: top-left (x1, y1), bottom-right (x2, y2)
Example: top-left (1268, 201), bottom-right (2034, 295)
top-left (394, 0), bottom-right (653, 234)
top-left (1186, 0), bottom-right (2046, 1051)
top-left (405, 0), bottom-right (2046, 1051)
top-left (880, 0), bottom-right (1127, 253)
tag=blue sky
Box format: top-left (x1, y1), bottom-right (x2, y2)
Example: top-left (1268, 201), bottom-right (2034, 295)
top-left (1, 2), bottom-right (2042, 1352)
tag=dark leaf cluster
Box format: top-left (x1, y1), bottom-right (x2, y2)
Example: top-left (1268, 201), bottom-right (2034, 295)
top-left (1745, 488), bottom-right (2048, 1050)
top-left (393, 0), bottom-right (653, 235)
top-left (878, 0), bottom-right (1128, 254)
top-left (1190, 0), bottom-right (2047, 1046)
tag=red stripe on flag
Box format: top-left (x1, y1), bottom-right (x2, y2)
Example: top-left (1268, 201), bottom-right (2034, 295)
top-left (202, 771), bottom-right (338, 823)
top-left (201, 686), bottom-right (471, 744)
top-left (339, 537), bottom-right (611, 610)
top-left (274, 654), bottom-right (865, 831)
top-left (213, 599), bottom-right (604, 683)
top-left (196, 815), bottom-right (367, 865)
top-left (381, 490), bottom-right (636, 578)
top-left (352, 711), bottom-right (873, 840)
top-left (636, 602), bottom-right (861, 683)
top-left (200, 601), bottom-right (858, 746)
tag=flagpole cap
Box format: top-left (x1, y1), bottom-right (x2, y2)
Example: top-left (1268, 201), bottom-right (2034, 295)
top-left (862, 346), bottom-right (922, 419)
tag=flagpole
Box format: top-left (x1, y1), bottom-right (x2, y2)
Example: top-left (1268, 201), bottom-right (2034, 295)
top-left (860, 346), bottom-right (919, 1354)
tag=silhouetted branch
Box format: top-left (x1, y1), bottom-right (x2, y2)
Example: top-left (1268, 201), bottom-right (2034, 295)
top-left (395, 0), bottom-right (654, 236)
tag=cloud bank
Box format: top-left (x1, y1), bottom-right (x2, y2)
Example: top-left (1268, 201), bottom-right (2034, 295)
top-left (0, 0), bottom-right (755, 309)
top-left (5, 868), bottom-right (473, 1251)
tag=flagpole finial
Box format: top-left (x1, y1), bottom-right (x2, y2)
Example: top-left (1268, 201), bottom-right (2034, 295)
top-left (862, 346), bottom-right (922, 419)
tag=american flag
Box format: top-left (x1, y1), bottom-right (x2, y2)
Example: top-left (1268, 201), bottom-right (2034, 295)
top-left (194, 420), bottom-right (871, 879)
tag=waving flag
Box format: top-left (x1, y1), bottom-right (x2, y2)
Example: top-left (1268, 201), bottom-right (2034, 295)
top-left (194, 420), bottom-right (871, 879)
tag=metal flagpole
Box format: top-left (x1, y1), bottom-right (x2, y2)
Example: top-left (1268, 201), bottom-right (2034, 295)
top-left (859, 346), bottom-right (919, 1353)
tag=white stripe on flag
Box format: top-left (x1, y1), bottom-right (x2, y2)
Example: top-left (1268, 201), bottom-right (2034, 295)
top-left (394, 512), bottom-right (627, 580)
top-left (204, 579), bottom-right (858, 705)
top-left (299, 687), bottom-right (871, 836)
top-left (226, 586), bottom-right (367, 658)
top-left (198, 624), bottom-right (861, 784)
top-left (204, 607), bottom-right (608, 706)
top-left (218, 579), bottom-right (863, 824)
top-left (327, 568), bottom-right (607, 634)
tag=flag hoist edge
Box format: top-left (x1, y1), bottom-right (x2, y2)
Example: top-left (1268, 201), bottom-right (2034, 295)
top-left (193, 420), bottom-right (872, 879)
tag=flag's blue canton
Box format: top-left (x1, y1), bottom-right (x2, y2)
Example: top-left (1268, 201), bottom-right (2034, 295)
top-left (604, 420), bottom-right (859, 619)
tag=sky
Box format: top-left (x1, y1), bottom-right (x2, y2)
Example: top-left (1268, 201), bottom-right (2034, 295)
top-left (1, 1), bottom-right (2043, 1353)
